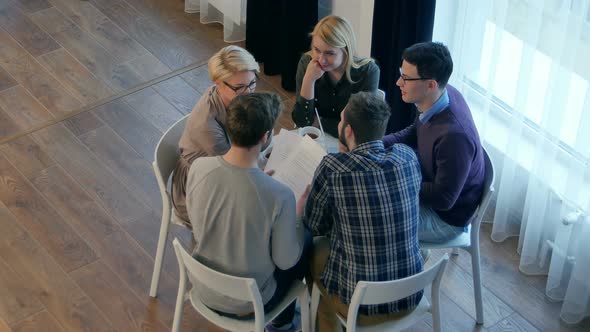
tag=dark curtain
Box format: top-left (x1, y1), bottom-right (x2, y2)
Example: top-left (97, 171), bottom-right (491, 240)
top-left (371, 0), bottom-right (436, 134)
top-left (246, 0), bottom-right (318, 91)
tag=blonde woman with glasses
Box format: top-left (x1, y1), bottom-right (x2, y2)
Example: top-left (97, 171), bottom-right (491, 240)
top-left (292, 15), bottom-right (380, 137)
top-left (172, 45), bottom-right (261, 225)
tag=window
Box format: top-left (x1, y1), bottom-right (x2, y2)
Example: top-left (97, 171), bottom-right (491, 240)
top-left (433, 0), bottom-right (590, 210)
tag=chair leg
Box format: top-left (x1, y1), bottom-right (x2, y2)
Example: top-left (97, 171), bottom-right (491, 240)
top-left (150, 210), bottom-right (171, 297)
top-left (171, 271), bottom-right (187, 332)
top-left (299, 286), bottom-right (311, 332)
top-left (470, 245), bottom-right (484, 325)
top-left (431, 292), bottom-right (442, 332)
top-left (310, 283), bottom-right (321, 332)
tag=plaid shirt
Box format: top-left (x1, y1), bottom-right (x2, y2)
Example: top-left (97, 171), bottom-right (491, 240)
top-left (304, 140), bottom-right (424, 315)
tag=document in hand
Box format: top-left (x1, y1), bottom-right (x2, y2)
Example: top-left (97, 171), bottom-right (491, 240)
top-left (266, 130), bottom-right (327, 198)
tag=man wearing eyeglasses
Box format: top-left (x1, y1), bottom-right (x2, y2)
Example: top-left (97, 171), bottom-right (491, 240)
top-left (383, 42), bottom-right (485, 244)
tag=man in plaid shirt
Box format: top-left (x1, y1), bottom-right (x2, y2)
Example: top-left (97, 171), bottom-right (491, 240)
top-left (303, 92), bottom-right (424, 331)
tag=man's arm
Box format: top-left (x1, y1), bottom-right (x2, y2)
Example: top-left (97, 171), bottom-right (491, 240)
top-left (421, 133), bottom-right (476, 210)
top-left (271, 191), bottom-right (303, 270)
top-left (303, 161), bottom-right (333, 235)
top-left (382, 122), bottom-right (417, 148)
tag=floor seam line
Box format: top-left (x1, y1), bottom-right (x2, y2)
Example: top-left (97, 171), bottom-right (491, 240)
top-left (0, 60), bottom-right (207, 145)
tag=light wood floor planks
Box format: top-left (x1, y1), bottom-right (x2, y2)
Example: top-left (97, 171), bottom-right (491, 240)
top-left (0, 66), bottom-right (16, 91)
top-left (38, 48), bottom-right (114, 104)
top-left (0, 227), bottom-right (45, 325)
top-left (0, 2), bottom-right (60, 57)
top-left (0, 154), bottom-right (98, 272)
top-left (1, 0), bottom-right (589, 331)
top-left (11, 0), bottom-right (52, 15)
top-left (10, 311), bottom-right (65, 332)
top-left (0, 0), bottom-right (214, 142)
top-left (0, 86), bottom-right (54, 128)
top-left (48, 0), bottom-right (148, 62)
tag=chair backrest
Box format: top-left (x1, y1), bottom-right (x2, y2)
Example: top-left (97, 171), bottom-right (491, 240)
top-left (172, 238), bottom-right (263, 303)
top-left (351, 254), bottom-right (449, 307)
top-left (377, 89), bottom-right (386, 101)
top-left (345, 254), bottom-right (449, 328)
top-left (153, 115), bottom-right (189, 186)
top-left (172, 238), bottom-right (265, 315)
top-left (470, 148), bottom-right (496, 235)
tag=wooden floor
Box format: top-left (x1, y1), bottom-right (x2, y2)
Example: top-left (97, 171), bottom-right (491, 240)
top-left (0, 0), bottom-right (226, 142)
top-left (0, 0), bottom-right (589, 331)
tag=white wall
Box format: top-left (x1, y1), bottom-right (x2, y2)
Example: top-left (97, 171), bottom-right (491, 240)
top-left (320, 0), bottom-right (375, 58)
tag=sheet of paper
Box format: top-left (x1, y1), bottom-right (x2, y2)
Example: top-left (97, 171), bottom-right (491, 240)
top-left (273, 135), bottom-right (327, 198)
top-left (265, 129), bottom-right (302, 171)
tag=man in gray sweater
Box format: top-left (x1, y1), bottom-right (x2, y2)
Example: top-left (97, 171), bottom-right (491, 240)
top-left (186, 92), bottom-right (309, 331)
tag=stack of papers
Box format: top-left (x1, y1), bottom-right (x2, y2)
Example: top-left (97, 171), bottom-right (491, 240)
top-left (266, 130), bottom-right (328, 198)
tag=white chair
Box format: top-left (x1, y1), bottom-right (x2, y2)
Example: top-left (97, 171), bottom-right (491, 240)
top-left (420, 148), bottom-right (495, 325)
top-left (311, 254), bottom-right (449, 332)
top-left (377, 89), bottom-right (386, 101)
top-left (149, 114), bottom-right (190, 298)
top-left (171, 238), bottom-right (311, 332)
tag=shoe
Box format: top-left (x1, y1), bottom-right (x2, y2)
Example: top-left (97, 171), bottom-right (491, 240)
top-left (421, 249), bottom-right (431, 263)
top-left (266, 311), bottom-right (301, 332)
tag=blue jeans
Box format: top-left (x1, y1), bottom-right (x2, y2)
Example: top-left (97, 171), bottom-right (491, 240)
top-left (418, 205), bottom-right (466, 243)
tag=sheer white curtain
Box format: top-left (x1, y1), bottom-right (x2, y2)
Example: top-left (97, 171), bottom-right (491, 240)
top-left (185, 0), bottom-right (247, 42)
top-left (434, 0), bottom-right (590, 325)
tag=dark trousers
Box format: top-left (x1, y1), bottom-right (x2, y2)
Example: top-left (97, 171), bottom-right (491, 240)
top-left (266, 229), bottom-right (313, 326)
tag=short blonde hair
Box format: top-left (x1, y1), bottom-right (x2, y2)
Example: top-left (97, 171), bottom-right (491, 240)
top-left (208, 46), bottom-right (260, 82)
top-left (309, 15), bottom-right (373, 83)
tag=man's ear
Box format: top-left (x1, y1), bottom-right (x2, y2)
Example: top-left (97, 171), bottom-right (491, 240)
top-left (345, 124), bottom-right (354, 142)
top-left (259, 130), bottom-right (270, 145)
top-left (427, 79), bottom-right (439, 92)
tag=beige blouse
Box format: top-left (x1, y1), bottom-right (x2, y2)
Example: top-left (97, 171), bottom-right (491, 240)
top-left (179, 86), bottom-right (230, 162)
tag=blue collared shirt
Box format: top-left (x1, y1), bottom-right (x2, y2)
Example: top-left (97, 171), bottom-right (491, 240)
top-left (418, 89), bottom-right (449, 123)
top-left (304, 140), bottom-right (424, 315)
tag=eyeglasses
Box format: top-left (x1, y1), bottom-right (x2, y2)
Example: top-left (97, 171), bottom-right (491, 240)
top-left (398, 68), bottom-right (432, 83)
top-left (223, 76), bottom-right (258, 94)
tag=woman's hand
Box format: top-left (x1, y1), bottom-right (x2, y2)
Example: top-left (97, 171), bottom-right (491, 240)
top-left (304, 60), bottom-right (325, 83)
top-left (299, 59), bottom-right (324, 102)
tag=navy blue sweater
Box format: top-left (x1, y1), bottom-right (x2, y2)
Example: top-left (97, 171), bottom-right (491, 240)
top-left (383, 85), bottom-right (485, 227)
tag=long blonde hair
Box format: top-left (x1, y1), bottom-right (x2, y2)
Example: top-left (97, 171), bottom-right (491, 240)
top-left (309, 15), bottom-right (373, 83)
top-left (208, 45), bottom-right (260, 82)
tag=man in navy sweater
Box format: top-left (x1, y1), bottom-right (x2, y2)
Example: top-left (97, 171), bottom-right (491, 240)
top-left (383, 42), bottom-right (485, 243)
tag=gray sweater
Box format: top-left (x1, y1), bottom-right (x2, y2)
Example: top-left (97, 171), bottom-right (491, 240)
top-left (185, 156), bottom-right (304, 313)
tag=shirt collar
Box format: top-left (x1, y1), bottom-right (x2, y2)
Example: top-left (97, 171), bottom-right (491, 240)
top-left (418, 89), bottom-right (449, 123)
top-left (351, 140), bottom-right (385, 154)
